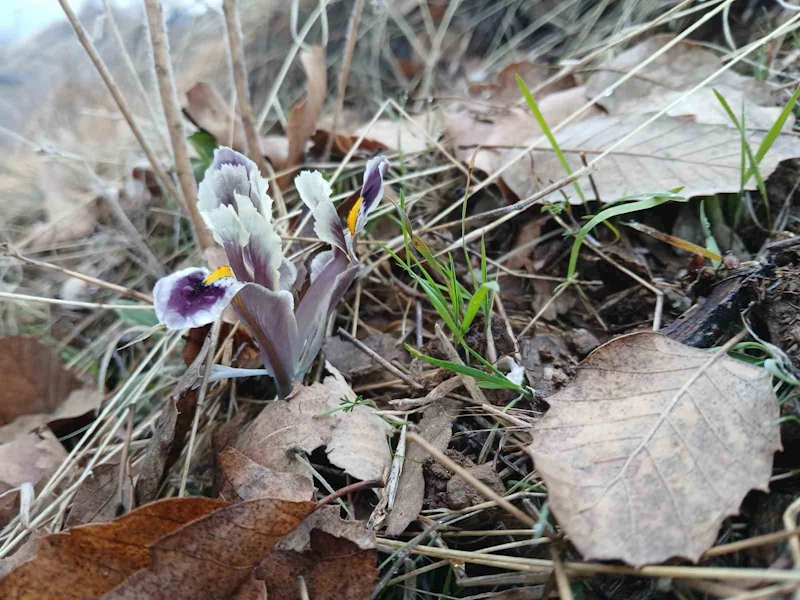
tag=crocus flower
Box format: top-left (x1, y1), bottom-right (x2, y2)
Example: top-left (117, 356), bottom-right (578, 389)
top-left (154, 148), bottom-right (389, 397)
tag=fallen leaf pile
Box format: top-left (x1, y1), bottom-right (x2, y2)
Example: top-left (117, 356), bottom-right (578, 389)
top-left (530, 332), bottom-right (781, 566)
top-left (444, 35), bottom-right (800, 204)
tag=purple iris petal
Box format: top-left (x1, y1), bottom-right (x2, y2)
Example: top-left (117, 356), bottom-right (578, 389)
top-left (359, 156), bottom-right (389, 214)
top-left (165, 270), bottom-right (229, 318)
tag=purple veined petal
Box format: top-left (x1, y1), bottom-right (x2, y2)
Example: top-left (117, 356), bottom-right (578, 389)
top-left (352, 155), bottom-right (389, 237)
top-left (231, 285), bottom-right (299, 399)
top-left (295, 171), bottom-right (348, 254)
top-left (294, 250), bottom-right (359, 375)
top-left (234, 192), bottom-right (282, 291)
top-left (153, 267), bottom-right (244, 330)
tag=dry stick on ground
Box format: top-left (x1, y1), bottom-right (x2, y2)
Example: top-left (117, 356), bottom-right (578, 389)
top-left (221, 0), bottom-right (283, 215)
top-left (56, 0), bottom-right (182, 209)
top-left (406, 432), bottom-right (535, 528)
top-left (336, 327), bottom-right (424, 390)
top-left (143, 0), bottom-right (214, 252)
top-left (3, 246), bottom-right (154, 304)
top-left (322, 0), bottom-right (365, 161)
top-left (375, 538), bottom-right (800, 583)
top-left (548, 544), bottom-right (574, 600)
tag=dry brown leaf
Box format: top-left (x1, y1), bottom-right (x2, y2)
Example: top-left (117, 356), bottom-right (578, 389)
top-left (499, 113), bottom-right (800, 205)
top-left (185, 82), bottom-right (244, 150)
top-left (232, 576), bottom-right (267, 600)
top-left (530, 332), bottom-right (781, 566)
top-left (257, 527), bottom-right (377, 600)
top-left (352, 113), bottom-right (439, 155)
top-left (184, 82), bottom-right (289, 167)
top-left (0, 497), bottom-right (227, 598)
top-left (586, 35), bottom-right (786, 129)
top-left (0, 430), bottom-right (67, 527)
top-left (0, 337), bottom-right (102, 443)
top-left (278, 505), bottom-right (374, 553)
top-left (65, 464), bottom-right (133, 528)
top-left (232, 364), bottom-right (391, 483)
top-left (385, 399), bottom-right (460, 536)
top-left (443, 86), bottom-right (601, 180)
top-left (468, 61), bottom-right (574, 108)
top-left (281, 45), bottom-right (327, 186)
top-left (217, 447), bottom-right (315, 503)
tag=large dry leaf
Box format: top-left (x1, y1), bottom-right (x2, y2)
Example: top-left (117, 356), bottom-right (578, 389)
top-left (586, 35), bottom-right (785, 129)
top-left (531, 332), bottom-right (781, 566)
top-left (232, 364), bottom-right (391, 483)
top-left (444, 86), bottom-right (601, 180)
top-left (0, 337), bottom-right (102, 443)
top-left (0, 497), bottom-right (227, 598)
top-left (499, 113), bottom-right (800, 204)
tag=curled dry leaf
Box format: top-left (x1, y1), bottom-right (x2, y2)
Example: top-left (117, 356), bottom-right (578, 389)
top-left (586, 35), bottom-right (786, 129)
top-left (217, 447), bottom-right (315, 503)
top-left (0, 336), bottom-right (103, 443)
top-left (231, 363), bottom-right (392, 483)
top-left (531, 332), bottom-right (781, 566)
top-left (65, 464), bottom-right (133, 528)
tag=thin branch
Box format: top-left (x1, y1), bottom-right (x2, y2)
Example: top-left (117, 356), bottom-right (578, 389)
top-left (322, 0), bottom-right (365, 160)
top-left (143, 0), bottom-right (214, 252)
top-left (56, 0), bottom-right (181, 209)
top-left (222, 0), bottom-right (271, 181)
top-left (3, 246), bottom-right (154, 304)
top-left (336, 327), bottom-right (424, 390)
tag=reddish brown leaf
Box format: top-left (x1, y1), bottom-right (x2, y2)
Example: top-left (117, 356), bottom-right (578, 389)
top-left (102, 498), bottom-right (315, 599)
top-left (0, 497), bottom-right (226, 598)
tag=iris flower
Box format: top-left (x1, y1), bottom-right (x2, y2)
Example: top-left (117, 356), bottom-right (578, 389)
top-left (153, 148), bottom-right (389, 397)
